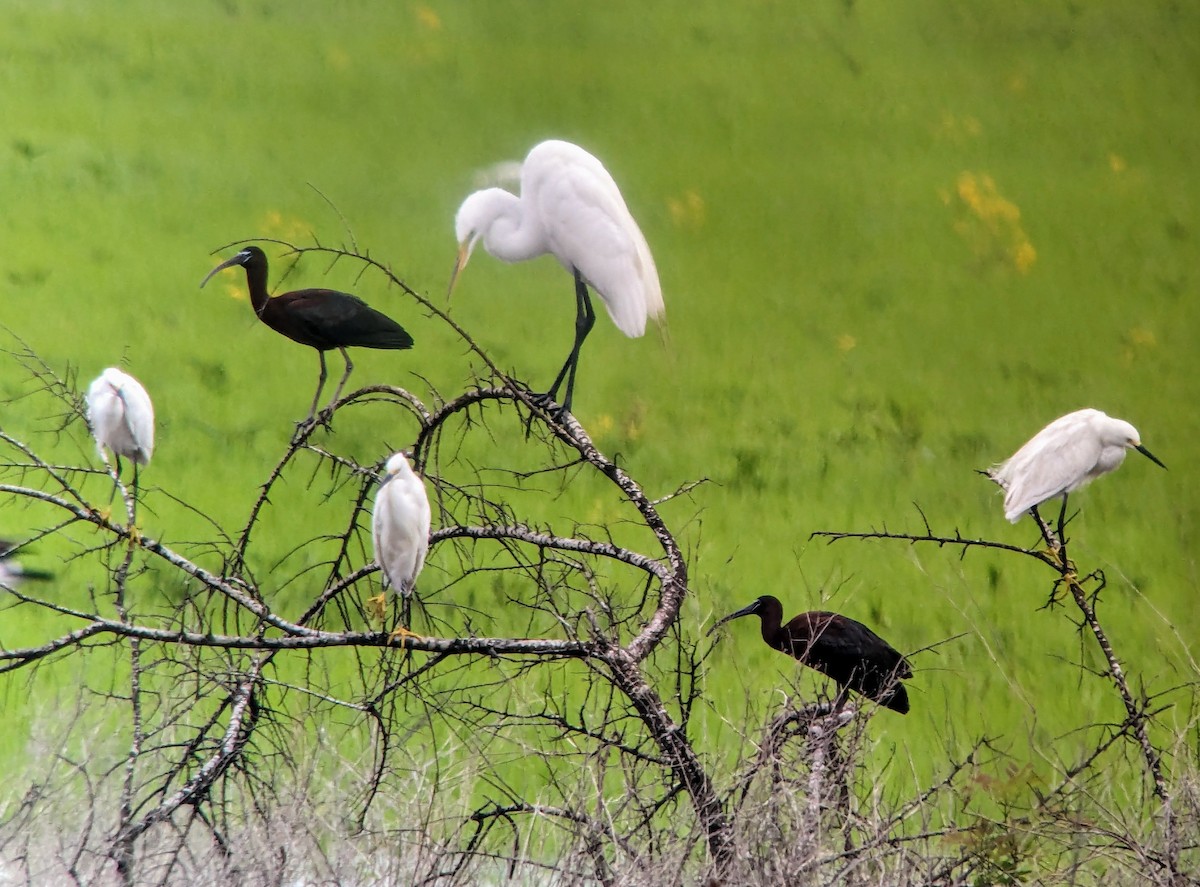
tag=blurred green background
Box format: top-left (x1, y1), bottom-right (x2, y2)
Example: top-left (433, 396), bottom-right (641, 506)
top-left (0, 0), bottom-right (1197, 800)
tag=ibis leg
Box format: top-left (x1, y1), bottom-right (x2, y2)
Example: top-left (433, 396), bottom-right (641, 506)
top-left (540, 270), bottom-right (595, 415)
top-left (325, 347), bottom-right (354, 414)
top-left (305, 351), bottom-right (329, 425)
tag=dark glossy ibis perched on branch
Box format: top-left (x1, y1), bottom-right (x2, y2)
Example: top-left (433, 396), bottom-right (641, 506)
top-left (709, 595), bottom-right (913, 714)
top-left (201, 245), bottom-right (414, 426)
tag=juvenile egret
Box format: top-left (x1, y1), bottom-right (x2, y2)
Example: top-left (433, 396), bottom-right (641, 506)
top-left (86, 367), bottom-right (155, 472)
top-left (451, 139), bottom-right (664, 416)
top-left (368, 452), bottom-right (431, 640)
top-left (201, 246), bottom-right (414, 427)
top-left (709, 595), bottom-right (913, 714)
top-left (989, 408), bottom-right (1166, 533)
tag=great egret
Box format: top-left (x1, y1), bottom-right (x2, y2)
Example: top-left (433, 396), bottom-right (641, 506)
top-left (451, 139), bottom-right (664, 416)
top-left (201, 246), bottom-right (414, 427)
top-left (709, 595), bottom-right (913, 714)
top-left (988, 408), bottom-right (1166, 536)
top-left (369, 452), bottom-right (431, 641)
top-left (86, 367), bottom-right (154, 472)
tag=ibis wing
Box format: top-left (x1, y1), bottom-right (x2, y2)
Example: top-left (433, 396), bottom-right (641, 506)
top-left (270, 290), bottom-right (413, 350)
top-left (790, 612), bottom-right (911, 684)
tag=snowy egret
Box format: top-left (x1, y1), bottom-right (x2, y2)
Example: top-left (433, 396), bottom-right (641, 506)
top-left (709, 595), bottom-right (913, 714)
top-left (988, 408), bottom-right (1166, 532)
top-left (86, 367), bottom-right (154, 473)
top-left (451, 139), bottom-right (664, 416)
top-left (201, 246), bottom-right (414, 427)
top-left (368, 452), bottom-right (431, 640)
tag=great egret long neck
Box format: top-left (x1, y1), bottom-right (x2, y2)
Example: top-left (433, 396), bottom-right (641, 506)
top-left (472, 189), bottom-right (547, 264)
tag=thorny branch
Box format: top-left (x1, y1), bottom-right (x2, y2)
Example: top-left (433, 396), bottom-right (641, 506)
top-left (0, 238), bottom-right (729, 879)
top-left (813, 505), bottom-right (1185, 885)
top-left (0, 243), bottom-right (1193, 886)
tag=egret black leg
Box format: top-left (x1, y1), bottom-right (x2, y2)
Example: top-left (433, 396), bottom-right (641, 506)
top-left (131, 462), bottom-right (139, 529)
top-left (1055, 494), bottom-right (1071, 568)
top-left (539, 269), bottom-right (596, 417)
top-left (101, 454), bottom-right (124, 510)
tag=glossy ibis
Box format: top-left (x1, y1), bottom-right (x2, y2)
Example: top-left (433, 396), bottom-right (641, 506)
top-left (709, 595), bottom-right (913, 714)
top-left (988, 408), bottom-right (1165, 538)
top-left (369, 451), bottom-right (431, 642)
top-left (201, 246), bottom-right (414, 426)
top-left (451, 139), bottom-right (664, 417)
top-left (86, 367), bottom-right (154, 473)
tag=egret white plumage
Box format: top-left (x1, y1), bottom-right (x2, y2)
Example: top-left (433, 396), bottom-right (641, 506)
top-left (450, 139), bottom-right (664, 416)
top-left (86, 367), bottom-right (155, 473)
top-left (368, 452), bottom-right (431, 640)
top-left (988, 408), bottom-right (1165, 534)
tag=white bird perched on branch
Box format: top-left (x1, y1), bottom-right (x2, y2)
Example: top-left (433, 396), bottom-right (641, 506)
top-left (369, 452), bottom-right (431, 640)
top-left (86, 367), bottom-right (155, 473)
top-left (450, 139), bottom-right (664, 417)
top-left (988, 408), bottom-right (1166, 535)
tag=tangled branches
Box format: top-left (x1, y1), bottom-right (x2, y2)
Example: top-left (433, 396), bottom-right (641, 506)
top-left (0, 242), bottom-right (1194, 886)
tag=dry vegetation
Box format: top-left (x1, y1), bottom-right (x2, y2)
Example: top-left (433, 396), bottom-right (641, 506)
top-left (0, 244), bottom-right (1196, 886)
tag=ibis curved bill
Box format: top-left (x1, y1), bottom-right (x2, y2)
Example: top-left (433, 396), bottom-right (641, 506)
top-left (201, 245), bottom-right (414, 427)
top-left (709, 595), bottom-right (913, 714)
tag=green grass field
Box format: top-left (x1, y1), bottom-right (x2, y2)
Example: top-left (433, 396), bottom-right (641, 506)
top-left (1, 0), bottom-right (1198, 823)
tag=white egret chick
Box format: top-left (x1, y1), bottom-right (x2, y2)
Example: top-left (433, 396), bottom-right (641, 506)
top-left (989, 408), bottom-right (1166, 532)
top-left (369, 452), bottom-right (431, 639)
top-left (451, 139), bottom-right (664, 416)
top-left (86, 367), bottom-right (155, 473)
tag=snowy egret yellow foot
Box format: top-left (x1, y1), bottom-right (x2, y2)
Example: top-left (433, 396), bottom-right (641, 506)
top-left (126, 524), bottom-right (143, 546)
top-left (388, 624), bottom-right (422, 647)
top-left (366, 593), bottom-right (387, 623)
